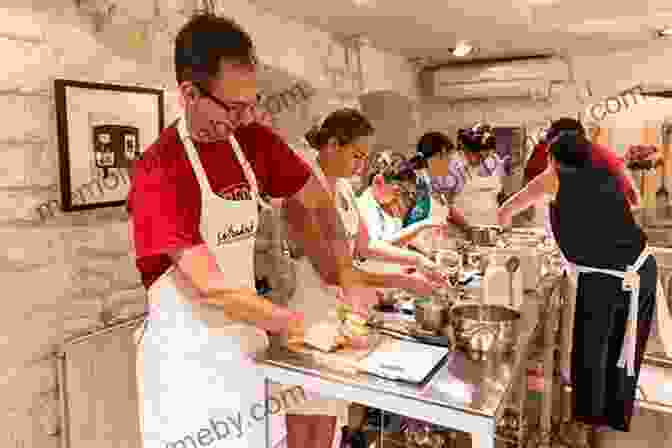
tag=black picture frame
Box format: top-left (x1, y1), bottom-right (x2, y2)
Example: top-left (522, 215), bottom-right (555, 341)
top-left (54, 79), bottom-right (165, 212)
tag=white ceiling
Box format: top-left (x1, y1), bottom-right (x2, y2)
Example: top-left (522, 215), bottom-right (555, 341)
top-left (248, 0), bottom-right (672, 64)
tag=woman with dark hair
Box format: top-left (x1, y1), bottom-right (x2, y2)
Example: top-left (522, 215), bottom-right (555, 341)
top-left (404, 132), bottom-right (468, 229)
top-left (427, 124), bottom-right (505, 228)
top-left (282, 108), bottom-right (448, 448)
top-left (498, 118), bottom-right (658, 433)
top-left (402, 132), bottom-right (449, 227)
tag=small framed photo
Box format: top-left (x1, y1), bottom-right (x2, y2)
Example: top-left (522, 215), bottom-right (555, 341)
top-left (54, 79), bottom-right (165, 212)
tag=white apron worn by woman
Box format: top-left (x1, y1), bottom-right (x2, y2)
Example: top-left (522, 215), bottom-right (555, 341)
top-left (282, 161), bottom-right (360, 448)
top-left (135, 118), bottom-right (271, 448)
top-left (454, 165), bottom-right (502, 226)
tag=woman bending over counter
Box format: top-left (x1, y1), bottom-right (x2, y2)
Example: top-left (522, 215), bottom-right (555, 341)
top-left (498, 118), bottom-right (656, 433)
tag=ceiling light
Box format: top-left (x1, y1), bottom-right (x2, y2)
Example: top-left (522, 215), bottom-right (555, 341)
top-left (453, 41), bottom-right (473, 57)
top-left (657, 27), bottom-right (672, 37)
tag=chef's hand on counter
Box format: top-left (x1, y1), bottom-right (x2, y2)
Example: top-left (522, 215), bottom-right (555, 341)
top-left (416, 256), bottom-right (447, 284)
top-left (497, 206), bottom-right (513, 228)
top-left (445, 206), bottom-right (471, 235)
top-left (401, 271), bottom-right (446, 297)
top-left (340, 287), bottom-right (378, 317)
top-left (284, 312), bottom-right (305, 346)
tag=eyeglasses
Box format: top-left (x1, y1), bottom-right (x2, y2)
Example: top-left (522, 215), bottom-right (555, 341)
top-left (194, 82), bottom-right (257, 116)
top-left (383, 171), bottom-right (416, 185)
top-left (351, 147), bottom-right (368, 161)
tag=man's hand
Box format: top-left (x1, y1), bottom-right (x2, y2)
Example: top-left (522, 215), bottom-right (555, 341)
top-left (340, 287), bottom-right (378, 317)
top-left (402, 272), bottom-right (446, 297)
top-left (497, 207), bottom-right (513, 228)
top-left (416, 256), bottom-right (448, 284)
top-left (285, 314), bottom-right (305, 346)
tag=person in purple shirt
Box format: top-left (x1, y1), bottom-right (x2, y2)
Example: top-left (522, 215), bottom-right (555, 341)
top-left (431, 137), bottom-right (507, 196)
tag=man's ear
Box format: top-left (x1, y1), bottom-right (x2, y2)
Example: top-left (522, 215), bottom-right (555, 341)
top-left (373, 174), bottom-right (385, 189)
top-left (178, 82), bottom-right (199, 104)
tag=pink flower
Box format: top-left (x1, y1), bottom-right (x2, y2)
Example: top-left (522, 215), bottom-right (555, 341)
top-left (625, 144), bottom-right (658, 162)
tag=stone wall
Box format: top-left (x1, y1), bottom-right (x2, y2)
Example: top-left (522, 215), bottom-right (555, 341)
top-left (0, 1), bottom-right (420, 446)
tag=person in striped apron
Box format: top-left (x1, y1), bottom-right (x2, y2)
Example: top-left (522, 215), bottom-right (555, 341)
top-left (498, 118), bottom-right (658, 432)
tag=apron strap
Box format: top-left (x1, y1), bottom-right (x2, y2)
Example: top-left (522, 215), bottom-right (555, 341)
top-left (574, 245), bottom-right (651, 377)
top-left (177, 116), bottom-right (271, 210)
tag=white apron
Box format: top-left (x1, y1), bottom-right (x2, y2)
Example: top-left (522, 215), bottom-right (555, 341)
top-left (282, 166), bottom-right (359, 448)
top-left (135, 118), bottom-right (269, 448)
top-left (454, 166), bottom-right (501, 226)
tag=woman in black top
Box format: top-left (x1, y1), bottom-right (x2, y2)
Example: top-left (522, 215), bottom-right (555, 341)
top-left (498, 118), bottom-right (657, 432)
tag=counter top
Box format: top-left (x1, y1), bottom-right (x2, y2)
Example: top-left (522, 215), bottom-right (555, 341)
top-left (256, 292), bottom-right (544, 422)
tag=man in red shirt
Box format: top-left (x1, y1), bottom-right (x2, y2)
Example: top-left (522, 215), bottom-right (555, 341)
top-left (524, 141), bottom-right (550, 185)
top-left (127, 14), bottom-right (374, 448)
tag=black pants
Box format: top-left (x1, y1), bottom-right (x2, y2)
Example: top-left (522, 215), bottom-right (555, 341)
top-left (571, 255), bottom-right (657, 432)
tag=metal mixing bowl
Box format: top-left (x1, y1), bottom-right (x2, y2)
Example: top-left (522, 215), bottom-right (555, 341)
top-left (415, 301), bottom-right (452, 333)
top-left (450, 304), bottom-right (521, 354)
top-left (468, 225), bottom-right (503, 247)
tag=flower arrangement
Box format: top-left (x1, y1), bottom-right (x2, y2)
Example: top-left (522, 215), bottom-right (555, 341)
top-left (624, 144), bottom-right (661, 171)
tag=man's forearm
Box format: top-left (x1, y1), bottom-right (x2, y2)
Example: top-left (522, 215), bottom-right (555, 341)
top-left (447, 206), bottom-right (469, 230)
top-left (284, 193), bottom-right (354, 285)
top-left (285, 194), bottom-right (415, 290)
top-left (501, 172), bottom-right (550, 217)
top-left (341, 264), bottom-right (410, 290)
top-left (363, 239), bottom-right (422, 265)
top-left (196, 287), bottom-right (297, 333)
top-left (385, 221), bottom-right (428, 245)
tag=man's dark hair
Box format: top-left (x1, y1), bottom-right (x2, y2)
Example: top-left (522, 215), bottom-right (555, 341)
top-left (547, 118), bottom-right (586, 140)
top-left (304, 108), bottom-right (374, 149)
top-left (174, 13), bottom-right (257, 86)
top-left (547, 117), bottom-right (591, 167)
top-left (416, 132), bottom-right (455, 167)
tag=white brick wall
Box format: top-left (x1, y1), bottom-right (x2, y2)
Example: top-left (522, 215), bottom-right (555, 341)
top-left (0, 1), bottom-right (420, 446)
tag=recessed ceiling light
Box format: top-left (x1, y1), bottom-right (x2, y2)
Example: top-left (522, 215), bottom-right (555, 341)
top-left (453, 41), bottom-right (473, 57)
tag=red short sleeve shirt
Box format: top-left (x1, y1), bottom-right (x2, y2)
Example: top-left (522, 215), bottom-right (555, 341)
top-left (590, 143), bottom-right (637, 206)
top-left (127, 122), bottom-right (311, 289)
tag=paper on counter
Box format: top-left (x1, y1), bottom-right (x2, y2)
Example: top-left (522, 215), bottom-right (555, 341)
top-left (358, 338), bottom-right (450, 383)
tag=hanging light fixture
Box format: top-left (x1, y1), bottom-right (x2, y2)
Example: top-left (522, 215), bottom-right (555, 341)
top-left (352, 0), bottom-right (375, 6)
top-left (452, 41), bottom-right (473, 57)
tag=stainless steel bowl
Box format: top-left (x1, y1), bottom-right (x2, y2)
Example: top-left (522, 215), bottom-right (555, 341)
top-left (468, 225), bottom-right (503, 247)
top-left (450, 304), bottom-right (521, 354)
top-left (415, 301), bottom-right (452, 333)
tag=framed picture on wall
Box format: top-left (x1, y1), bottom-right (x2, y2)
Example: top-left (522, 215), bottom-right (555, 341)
top-left (54, 79), bottom-right (164, 212)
